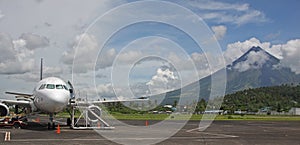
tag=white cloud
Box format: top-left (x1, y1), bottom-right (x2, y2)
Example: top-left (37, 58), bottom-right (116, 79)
top-left (0, 10), bottom-right (4, 19)
top-left (146, 68), bottom-right (180, 95)
top-left (8, 66), bottom-right (62, 82)
top-left (12, 39), bottom-right (26, 49)
top-left (224, 37), bottom-right (300, 74)
top-left (43, 66), bottom-right (63, 76)
top-left (0, 33), bottom-right (44, 74)
top-left (62, 33), bottom-right (100, 73)
top-left (129, 82), bottom-right (150, 97)
top-left (0, 59), bottom-right (34, 75)
top-left (62, 33), bottom-right (122, 73)
top-left (233, 51), bottom-right (270, 72)
top-left (164, 51), bottom-right (225, 82)
top-left (280, 39), bottom-right (300, 74)
top-left (0, 32), bottom-right (51, 75)
top-left (0, 0), bottom-right (125, 75)
top-left (66, 83), bottom-right (115, 100)
top-left (97, 49), bottom-right (143, 70)
top-left (20, 33), bottom-right (49, 50)
top-left (7, 73), bottom-right (38, 82)
top-left (211, 25), bottom-right (227, 40)
top-left (78, 83), bottom-right (135, 100)
top-left (0, 33), bottom-right (15, 62)
top-left (95, 83), bottom-right (115, 97)
top-left (188, 0), bottom-right (249, 11)
top-left (167, 52), bottom-right (194, 70)
top-left (0, 1), bottom-right (128, 93)
top-left (187, 0), bottom-right (268, 25)
top-left (116, 50), bottom-right (143, 65)
top-left (191, 52), bottom-right (224, 75)
top-left (224, 37), bottom-right (282, 64)
top-left (235, 10), bottom-right (266, 25)
top-left (96, 48), bottom-right (117, 69)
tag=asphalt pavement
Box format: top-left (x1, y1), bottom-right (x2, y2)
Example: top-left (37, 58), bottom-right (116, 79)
top-left (0, 118), bottom-right (299, 145)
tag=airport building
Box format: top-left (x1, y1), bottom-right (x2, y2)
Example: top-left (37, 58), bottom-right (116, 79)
top-left (289, 107), bottom-right (300, 115)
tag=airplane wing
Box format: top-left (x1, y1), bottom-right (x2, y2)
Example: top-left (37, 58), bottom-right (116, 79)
top-left (73, 98), bottom-right (148, 106)
top-left (5, 92), bottom-right (33, 99)
top-left (3, 92), bottom-right (33, 108)
top-left (0, 99), bottom-right (31, 108)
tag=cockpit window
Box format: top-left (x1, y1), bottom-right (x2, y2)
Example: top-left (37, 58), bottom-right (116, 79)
top-left (56, 84), bottom-right (64, 89)
top-left (63, 85), bottom-right (68, 90)
top-left (39, 84), bottom-right (46, 90)
top-left (46, 84), bottom-right (55, 89)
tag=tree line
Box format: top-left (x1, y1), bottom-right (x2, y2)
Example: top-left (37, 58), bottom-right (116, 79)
top-left (102, 84), bottom-right (300, 114)
top-left (220, 84), bottom-right (300, 113)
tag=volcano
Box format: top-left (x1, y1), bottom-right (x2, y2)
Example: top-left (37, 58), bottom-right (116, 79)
top-left (158, 46), bottom-right (300, 104)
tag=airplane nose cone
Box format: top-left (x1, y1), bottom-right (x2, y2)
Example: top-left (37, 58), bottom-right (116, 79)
top-left (35, 90), bottom-right (69, 113)
top-left (50, 92), bottom-right (69, 111)
top-left (52, 93), bottom-right (68, 104)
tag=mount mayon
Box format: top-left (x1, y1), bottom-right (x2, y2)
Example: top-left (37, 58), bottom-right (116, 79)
top-left (157, 46), bottom-right (300, 104)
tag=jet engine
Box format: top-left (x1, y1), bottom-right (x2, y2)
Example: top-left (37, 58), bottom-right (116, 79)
top-left (0, 103), bottom-right (9, 116)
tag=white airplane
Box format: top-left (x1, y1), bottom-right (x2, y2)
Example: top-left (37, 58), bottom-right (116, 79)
top-left (0, 58), bottom-right (146, 129)
top-left (2, 77), bottom-right (71, 128)
top-left (0, 59), bottom-right (75, 129)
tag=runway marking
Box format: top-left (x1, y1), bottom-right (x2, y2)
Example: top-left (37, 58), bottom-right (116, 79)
top-left (4, 131), bottom-right (10, 141)
top-left (7, 135), bottom-right (238, 142)
top-left (186, 127), bottom-right (206, 133)
top-left (186, 127), bottom-right (238, 138)
top-left (199, 132), bottom-right (238, 138)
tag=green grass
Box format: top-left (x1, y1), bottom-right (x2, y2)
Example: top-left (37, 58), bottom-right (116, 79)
top-left (216, 115), bottom-right (300, 121)
top-left (110, 114), bottom-right (300, 121)
top-left (53, 110), bottom-right (300, 121)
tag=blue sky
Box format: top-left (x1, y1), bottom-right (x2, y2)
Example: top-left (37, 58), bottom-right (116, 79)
top-left (221, 0), bottom-right (300, 44)
top-left (0, 0), bottom-right (299, 99)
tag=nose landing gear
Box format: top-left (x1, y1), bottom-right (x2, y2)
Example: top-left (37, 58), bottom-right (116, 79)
top-left (47, 113), bottom-right (56, 130)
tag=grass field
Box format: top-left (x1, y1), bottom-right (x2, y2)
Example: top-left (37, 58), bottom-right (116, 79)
top-left (109, 113), bottom-right (300, 121)
top-left (7, 111), bottom-right (300, 121)
top-left (51, 111), bottom-right (300, 121)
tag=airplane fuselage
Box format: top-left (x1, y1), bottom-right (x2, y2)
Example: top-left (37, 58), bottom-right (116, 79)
top-left (33, 77), bottom-right (70, 113)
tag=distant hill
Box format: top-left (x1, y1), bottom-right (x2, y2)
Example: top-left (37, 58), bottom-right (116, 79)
top-left (157, 46), bottom-right (300, 105)
top-left (221, 84), bottom-right (300, 112)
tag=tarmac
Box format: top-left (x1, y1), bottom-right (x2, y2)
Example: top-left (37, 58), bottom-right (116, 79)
top-left (0, 117), bottom-right (299, 145)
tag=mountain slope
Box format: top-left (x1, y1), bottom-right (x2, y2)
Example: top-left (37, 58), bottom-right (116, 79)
top-left (226, 46), bottom-right (300, 93)
top-left (159, 46), bottom-right (300, 105)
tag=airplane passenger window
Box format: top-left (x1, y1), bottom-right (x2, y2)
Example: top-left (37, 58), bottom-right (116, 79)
top-left (46, 84), bottom-right (55, 89)
top-left (39, 84), bottom-right (46, 90)
top-left (56, 84), bottom-right (64, 89)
